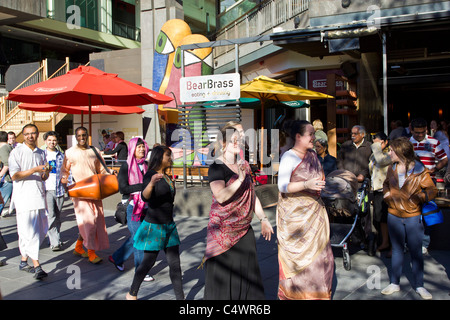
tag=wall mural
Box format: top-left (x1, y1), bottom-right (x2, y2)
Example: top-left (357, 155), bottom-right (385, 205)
top-left (151, 19), bottom-right (214, 166)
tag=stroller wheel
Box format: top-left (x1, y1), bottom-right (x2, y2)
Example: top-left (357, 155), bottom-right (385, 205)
top-left (343, 248), bottom-right (351, 270)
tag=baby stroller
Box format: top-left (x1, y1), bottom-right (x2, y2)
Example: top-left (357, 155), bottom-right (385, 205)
top-left (321, 170), bottom-right (371, 270)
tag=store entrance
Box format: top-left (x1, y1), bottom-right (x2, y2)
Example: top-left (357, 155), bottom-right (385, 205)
top-left (387, 58), bottom-right (450, 129)
top-left (386, 21), bottom-right (450, 131)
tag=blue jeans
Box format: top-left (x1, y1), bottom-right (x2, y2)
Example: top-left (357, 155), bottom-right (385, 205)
top-left (0, 181), bottom-right (13, 215)
top-left (112, 204), bottom-right (144, 270)
top-left (387, 214), bottom-right (424, 288)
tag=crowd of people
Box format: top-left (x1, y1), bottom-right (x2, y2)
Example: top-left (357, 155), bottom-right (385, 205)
top-left (0, 117), bottom-right (449, 300)
top-left (274, 117), bottom-right (447, 300)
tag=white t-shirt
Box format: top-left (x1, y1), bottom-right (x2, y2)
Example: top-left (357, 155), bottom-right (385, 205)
top-left (278, 149), bottom-right (303, 193)
top-left (45, 149), bottom-right (58, 191)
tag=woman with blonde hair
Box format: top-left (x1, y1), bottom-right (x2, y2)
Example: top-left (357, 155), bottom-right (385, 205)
top-left (203, 121), bottom-right (273, 300)
top-left (312, 119), bottom-right (328, 142)
top-left (381, 137), bottom-right (437, 299)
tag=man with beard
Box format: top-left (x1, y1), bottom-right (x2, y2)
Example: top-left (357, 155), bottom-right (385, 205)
top-left (9, 124), bottom-right (50, 279)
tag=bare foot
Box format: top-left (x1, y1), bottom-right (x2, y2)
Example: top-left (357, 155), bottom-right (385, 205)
top-left (126, 292), bottom-right (137, 300)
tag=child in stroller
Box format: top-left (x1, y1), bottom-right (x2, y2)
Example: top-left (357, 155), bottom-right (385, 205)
top-left (321, 170), bottom-right (372, 270)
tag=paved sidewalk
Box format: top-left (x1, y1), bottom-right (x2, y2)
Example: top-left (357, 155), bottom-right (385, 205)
top-left (0, 198), bottom-right (449, 300)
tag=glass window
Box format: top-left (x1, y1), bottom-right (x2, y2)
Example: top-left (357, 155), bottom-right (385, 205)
top-left (218, 0), bottom-right (258, 29)
top-left (64, 0), bottom-right (99, 31)
top-left (112, 0), bottom-right (139, 40)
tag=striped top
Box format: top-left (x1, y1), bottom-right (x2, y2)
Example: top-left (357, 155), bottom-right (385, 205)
top-left (410, 135), bottom-right (447, 176)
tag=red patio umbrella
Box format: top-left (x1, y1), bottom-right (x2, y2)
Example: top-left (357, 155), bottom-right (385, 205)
top-left (18, 103), bottom-right (145, 114)
top-left (7, 66), bottom-right (172, 106)
top-left (7, 66), bottom-right (173, 140)
top-left (18, 103), bottom-right (145, 127)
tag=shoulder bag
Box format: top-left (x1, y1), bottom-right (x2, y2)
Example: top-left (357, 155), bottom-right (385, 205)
top-left (422, 190), bottom-right (444, 226)
top-left (115, 197), bottom-right (131, 226)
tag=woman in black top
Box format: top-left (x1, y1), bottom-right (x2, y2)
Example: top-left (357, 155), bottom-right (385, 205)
top-left (103, 131), bottom-right (128, 161)
top-left (126, 146), bottom-right (184, 300)
top-left (109, 138), bottom-right (151, 277)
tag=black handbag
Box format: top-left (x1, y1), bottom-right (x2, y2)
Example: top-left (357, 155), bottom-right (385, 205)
top-left (115, 197), bottom-right (131, 226)
top-left (0, 231), bottom-right (7, 251)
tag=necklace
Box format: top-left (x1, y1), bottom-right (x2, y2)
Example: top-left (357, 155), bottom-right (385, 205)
top-left (292, 148), bottom-right (307, 155)
top-left (163, 174), bottom-right (175, 195)
top-left (221, 155), bottom-right (238, 167)
top-left (221, 156), bottom-right (240, 175)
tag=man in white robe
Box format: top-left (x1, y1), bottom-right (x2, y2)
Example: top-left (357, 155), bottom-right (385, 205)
top-left (9, 124), bottom-right (50, 280)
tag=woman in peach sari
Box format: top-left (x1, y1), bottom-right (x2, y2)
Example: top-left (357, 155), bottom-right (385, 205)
top-left (277, 120), bottom-right (334, 300)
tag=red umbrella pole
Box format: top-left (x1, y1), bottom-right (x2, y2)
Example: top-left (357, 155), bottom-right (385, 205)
top-left (89, 95), bottom-right (92, 145)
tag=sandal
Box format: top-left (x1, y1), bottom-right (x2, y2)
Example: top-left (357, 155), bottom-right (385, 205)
top-left (73, 249), bottom-right (89, 258)
top-left (89, 256), bottom-right (103, 264)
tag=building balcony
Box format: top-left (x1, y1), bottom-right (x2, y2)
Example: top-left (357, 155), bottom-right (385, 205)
top-left (213, 0), bottom-right (311, 72)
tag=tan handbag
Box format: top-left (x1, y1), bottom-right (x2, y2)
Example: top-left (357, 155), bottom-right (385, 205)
top-left (68, 146), bottom-right (119, 200)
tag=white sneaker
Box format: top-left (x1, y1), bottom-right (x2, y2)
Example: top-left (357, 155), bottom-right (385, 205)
top-left (416, 287), bottom-right (432, 300)
top-left (422, 247), bottom-right (428, 255)
top-left (381, 283), bottom-right (400, 295)
top-left (144, 274), bottom-right (155, 282)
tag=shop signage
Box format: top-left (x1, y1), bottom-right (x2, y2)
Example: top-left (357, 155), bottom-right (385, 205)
top-left (308, 69), bottom-right (345, 94)
top-left (180, 73), bottom-right (240, 103)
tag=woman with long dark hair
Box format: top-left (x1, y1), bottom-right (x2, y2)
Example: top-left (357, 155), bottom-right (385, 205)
top-left (126, 146), bottom-right (184, 300)
top-left (381, 137), bottom-right (437, 299)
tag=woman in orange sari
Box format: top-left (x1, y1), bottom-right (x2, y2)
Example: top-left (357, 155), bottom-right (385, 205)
top-left (277, 120), bottom-right (334, 300)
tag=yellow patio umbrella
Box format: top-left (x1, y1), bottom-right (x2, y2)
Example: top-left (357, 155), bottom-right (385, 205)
top-left (240, 75), bottom-right (334, 168)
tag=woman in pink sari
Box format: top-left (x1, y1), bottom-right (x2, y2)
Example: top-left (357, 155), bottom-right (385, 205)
top-left (277, 120), bottom-right (334, 300)
top-left (203, 121), bottom-right (274, 300)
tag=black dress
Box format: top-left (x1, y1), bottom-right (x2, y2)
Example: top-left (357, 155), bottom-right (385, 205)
top-left (204, 162), bottom-right (265, 300)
